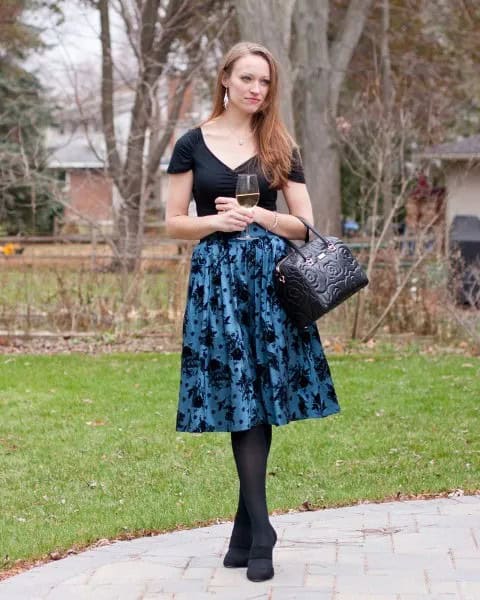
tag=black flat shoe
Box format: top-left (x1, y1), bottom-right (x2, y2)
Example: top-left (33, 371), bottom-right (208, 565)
top-left (223, 545), bottom-right (250, 568)
top-left (246, 528), bottom-right (277, 582)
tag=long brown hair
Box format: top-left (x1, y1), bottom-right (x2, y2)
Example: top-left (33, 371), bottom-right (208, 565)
top-left (206, 41), bottom-right (296, 189)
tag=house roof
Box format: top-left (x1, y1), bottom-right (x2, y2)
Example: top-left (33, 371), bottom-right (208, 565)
top-left (45, 129), bottom-right (172, 172)
top-left (418, 135), bottom-right (480, 161)
top-left (46, 134), bottom-right (106, 170)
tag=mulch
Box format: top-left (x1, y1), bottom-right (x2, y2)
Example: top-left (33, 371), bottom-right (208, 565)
top-left (0, 332), bottom-right (476, 356)
top-left (0, 333), bottom-right (182, 355)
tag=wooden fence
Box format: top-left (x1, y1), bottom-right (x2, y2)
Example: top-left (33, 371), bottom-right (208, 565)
top-left (0, 232), bottom-right (444, 270)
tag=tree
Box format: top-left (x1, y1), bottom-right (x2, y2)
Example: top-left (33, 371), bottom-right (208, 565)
top-left (337, 0), bottom-right (480, 234)
top-left (0, 61), bottom-right (62, 234)
top-left (97, 0), bottom-right (233, 270)
top-left (236, 0), bottom-right (373, 235)
top-left (0, 1), bottom-right (60, 57)
top-left (294, 0), bottom-right (373, 235)
top-left (0, 0), bottom-right (64, 234)
top-left (235, 0), bottom-right (296, 134)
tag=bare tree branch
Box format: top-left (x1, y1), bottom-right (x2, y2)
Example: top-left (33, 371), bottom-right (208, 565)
top-left (444, 302), bottom-right (480, 349)
top-left (99, 0), bottom-right (123, 191)
top-left (360, 210), bottom-right (442, 343)
top-left (146, 10), bottom-right (235, 184)
top-left (115, 0), bottom-right (141, 63)
top-left (140, 0), bottom-right (160, 61)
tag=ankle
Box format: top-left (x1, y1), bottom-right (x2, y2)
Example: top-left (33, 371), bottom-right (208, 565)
top-left (252, 524), bottom-right (276, 548)
top-left (233, 511), bottom-right (249, 527)
top-left (229, 518), bottom-right (252, 548)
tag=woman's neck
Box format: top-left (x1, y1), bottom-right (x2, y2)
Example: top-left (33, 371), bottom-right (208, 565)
top-left (219, 109), bottom-right (253, 134)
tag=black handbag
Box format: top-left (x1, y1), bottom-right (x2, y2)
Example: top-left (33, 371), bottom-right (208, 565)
top-left (273, 216), bottom-right (369, 328)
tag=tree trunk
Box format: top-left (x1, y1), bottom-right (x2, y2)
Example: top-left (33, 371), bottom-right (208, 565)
top-left (235, 0), bottom-right (296, 132)
top-left (293, 0), bottom-right (340, 233)
top-left (381, 0), bottom-right (394, 240)
top-left (304, 123), bottom-right (342, 234)
top-left (98, 0), bottom-right (223, 271)
top-left (116, 202), bottom-right (142, 272)
top-left (295, 0), bottom-right (373, 236)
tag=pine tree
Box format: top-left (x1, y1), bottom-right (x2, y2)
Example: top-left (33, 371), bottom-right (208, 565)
top-left (0, 0), bottom-right (63, 234)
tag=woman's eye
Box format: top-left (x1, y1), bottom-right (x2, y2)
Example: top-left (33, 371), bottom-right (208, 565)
top-left (241, 76), bottom-right (251, 81)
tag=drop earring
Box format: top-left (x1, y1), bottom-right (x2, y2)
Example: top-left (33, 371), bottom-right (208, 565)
top-left (223, 88), bottom-right (229, 110)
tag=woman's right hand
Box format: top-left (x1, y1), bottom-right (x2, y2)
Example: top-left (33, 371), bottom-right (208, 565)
top-left (214, 206), bottom-right (254, 232)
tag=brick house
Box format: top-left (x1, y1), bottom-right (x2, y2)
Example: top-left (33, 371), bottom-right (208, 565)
top-left (47, 75), bottom-right (203, 234)
top-left (47, 133), bottom-right (113, 234)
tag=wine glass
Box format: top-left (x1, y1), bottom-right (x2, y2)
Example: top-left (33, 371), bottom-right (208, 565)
top-left (235, 174), bottom-right (259, 240)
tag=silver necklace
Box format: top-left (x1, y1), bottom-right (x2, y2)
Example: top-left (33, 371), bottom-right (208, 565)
top-left (225, 124), bottom-right (253, 146)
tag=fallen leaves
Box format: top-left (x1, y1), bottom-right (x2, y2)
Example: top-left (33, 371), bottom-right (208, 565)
top-left (448, 488), bottom-right (465, 497)
top-left (87, 480), bottom-right (106, 491)
top-left (0, 437), bottom-right (19, 452)
top-left (0, 334), bottom-right (179, 355)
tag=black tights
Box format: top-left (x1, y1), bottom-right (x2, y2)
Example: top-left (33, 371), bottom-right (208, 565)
top-left (230, 424), bottom-right (274, 548)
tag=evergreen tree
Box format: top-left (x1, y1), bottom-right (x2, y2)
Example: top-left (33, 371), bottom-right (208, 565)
top-left (0, 0), bottom-right (63, 234)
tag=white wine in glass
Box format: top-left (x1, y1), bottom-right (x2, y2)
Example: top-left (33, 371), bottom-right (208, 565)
top-left (235, 174), bottom-right (259, 240)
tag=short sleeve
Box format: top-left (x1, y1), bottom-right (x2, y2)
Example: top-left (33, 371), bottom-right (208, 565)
top-left (167, 130), bottom-right (195, 174)
top-left (287, 148), bottom-right (305, 183)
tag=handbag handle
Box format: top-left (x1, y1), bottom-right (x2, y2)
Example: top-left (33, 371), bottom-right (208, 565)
top-left (280, 216), bottom-right (335, 260)
top-left (295, 216), bottom-right (333, 246)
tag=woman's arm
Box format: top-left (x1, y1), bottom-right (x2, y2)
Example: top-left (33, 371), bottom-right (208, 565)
top-left (252, 181), bottom-right (313, 240)
top-left (165, 171), bottom-right (254, 240)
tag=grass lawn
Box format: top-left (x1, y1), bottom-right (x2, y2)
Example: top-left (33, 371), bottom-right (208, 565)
top-left (0, 350), bottom-right (479, 572)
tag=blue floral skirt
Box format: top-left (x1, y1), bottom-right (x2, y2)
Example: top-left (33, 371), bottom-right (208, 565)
top-left (176, 223), bottom-right (340, 433)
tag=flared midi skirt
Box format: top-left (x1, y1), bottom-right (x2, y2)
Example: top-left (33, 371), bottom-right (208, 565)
top-left (176, 223), bottom-right (340, 433)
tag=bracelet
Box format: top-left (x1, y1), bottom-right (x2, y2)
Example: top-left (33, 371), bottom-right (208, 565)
top-left (269, 211), bottom-right (279, 231)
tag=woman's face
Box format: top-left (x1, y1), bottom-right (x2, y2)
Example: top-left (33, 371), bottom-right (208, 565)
top-left (223, 54), bottom-right (271, 115)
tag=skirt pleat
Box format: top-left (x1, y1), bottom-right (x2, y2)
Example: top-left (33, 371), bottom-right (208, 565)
top-left (176, 223), bottom-right (340, 433)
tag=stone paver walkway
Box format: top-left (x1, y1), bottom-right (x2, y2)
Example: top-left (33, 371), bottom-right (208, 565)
top-left (1, 495), bottom-right (479, 600)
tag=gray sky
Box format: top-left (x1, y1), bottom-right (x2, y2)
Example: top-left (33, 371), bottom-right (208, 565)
top-left (27, 1), bottom-right (126, 99)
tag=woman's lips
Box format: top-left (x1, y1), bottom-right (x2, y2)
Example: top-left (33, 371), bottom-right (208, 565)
top-left (246, 98), bottom-right (260, 103)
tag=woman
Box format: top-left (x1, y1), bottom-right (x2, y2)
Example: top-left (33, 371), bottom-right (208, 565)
top-left (166, 41), bottom-right (340, 583)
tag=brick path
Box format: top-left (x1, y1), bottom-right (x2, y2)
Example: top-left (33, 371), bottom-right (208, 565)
top-left (1, 495), bottom-right (479, 599)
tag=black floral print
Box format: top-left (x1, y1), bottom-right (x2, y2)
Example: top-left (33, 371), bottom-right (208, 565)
top-left (176, 224), bottom-right (340, 433)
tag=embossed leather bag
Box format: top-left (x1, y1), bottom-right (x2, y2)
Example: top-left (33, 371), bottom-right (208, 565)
top-left (274, 216), bottom-right (369, 328)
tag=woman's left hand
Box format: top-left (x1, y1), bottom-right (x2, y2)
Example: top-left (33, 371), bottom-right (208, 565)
top-left (215, 196), bottom-right (240, 212)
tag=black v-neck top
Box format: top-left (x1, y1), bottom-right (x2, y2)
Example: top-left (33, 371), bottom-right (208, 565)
top-left (167, 127), bottom-right (305, 217)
